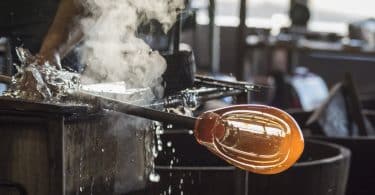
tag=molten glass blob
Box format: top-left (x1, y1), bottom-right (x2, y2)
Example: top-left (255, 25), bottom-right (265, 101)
top-left (194, 105), bottom-right (304, 174)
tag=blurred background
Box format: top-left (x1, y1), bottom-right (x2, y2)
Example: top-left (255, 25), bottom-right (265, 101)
top-left (181, 0), bottom-right (375, 110)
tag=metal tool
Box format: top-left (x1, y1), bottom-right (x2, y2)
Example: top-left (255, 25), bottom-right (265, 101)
top-left (194, 74), bottom-right (267, 92)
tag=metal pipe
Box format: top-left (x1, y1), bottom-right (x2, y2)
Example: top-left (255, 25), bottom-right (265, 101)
top-left (70, 92), bottom-right (197, 129)
top-left (172, 14), bottom-right (182, 54)
top-left (236, 0), bottom-right (247, 81)
top-left (209, 0), bottom-right (220, 73)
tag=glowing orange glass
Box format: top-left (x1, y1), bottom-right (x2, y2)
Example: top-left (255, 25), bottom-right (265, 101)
top-left (194, 105), bottom-right (304, 174)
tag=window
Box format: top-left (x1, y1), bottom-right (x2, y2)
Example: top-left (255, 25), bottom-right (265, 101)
top-left (193, 0), bottom-right (240, 26)
top-left (247, 0), bottom-right (290, 28)
top-left (309, 0), bottom-right (375, 35)
top-left (193, 0), bottom-right (289, 27)
top-left (193, 0), bottom-right (375, 34)
top-left (216, 0), bottom-right (240, 26)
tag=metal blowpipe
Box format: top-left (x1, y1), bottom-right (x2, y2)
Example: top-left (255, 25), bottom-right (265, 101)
top-left (1, 74), bottom-right (304, 175)
top-left (70, 91), bottom-right (305, 175)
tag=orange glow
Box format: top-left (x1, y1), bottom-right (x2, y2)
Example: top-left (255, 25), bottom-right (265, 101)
top-left (194, 105), bottom-right (304, 174)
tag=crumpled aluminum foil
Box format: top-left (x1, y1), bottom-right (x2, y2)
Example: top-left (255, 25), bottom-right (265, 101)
top-left (4, 48), bottom-right (81, 102)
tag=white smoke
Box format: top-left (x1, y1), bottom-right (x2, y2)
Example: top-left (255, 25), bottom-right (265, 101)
top-left (79, 0), bottom-right (184, 93)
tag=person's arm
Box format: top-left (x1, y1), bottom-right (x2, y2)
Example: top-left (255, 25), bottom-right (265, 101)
top-left (39, 0), bottom-right (83, 63)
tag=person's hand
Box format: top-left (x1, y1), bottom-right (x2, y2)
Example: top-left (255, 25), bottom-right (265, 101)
top-left (16, 47), bottom-right (62, 69)
top-left (35, 52), bottom-right (63, 70)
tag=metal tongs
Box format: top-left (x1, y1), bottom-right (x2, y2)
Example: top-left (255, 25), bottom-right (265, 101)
top-left (155, 74), bottom-right (267, 108)
top-left (194, 74), bottom-right (266, 92)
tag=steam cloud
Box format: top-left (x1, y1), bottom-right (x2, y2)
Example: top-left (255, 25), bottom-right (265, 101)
top-left (75, 2), bottom-right (184, 191)
top-left (79, 0), bottom-right (184, 95)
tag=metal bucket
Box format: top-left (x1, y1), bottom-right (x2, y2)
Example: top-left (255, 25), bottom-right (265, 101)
top-left (290, 109), bottom-right (375, 195)
top-left (247, 140), bottom-right (350, 195)
top-left (143, 131), bottom-right (350, 195)
top-left (311, 136), bottom-right (375, 195)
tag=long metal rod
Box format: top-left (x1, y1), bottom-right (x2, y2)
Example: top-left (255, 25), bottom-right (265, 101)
top-left (236, 0), bottom-right (247, 81)
top-left (71, 92), bottom-right (197, 129)
top-left (209, 0), bottom-right (221, 73)
top-left (172, 14), bottom-right (182, 54)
